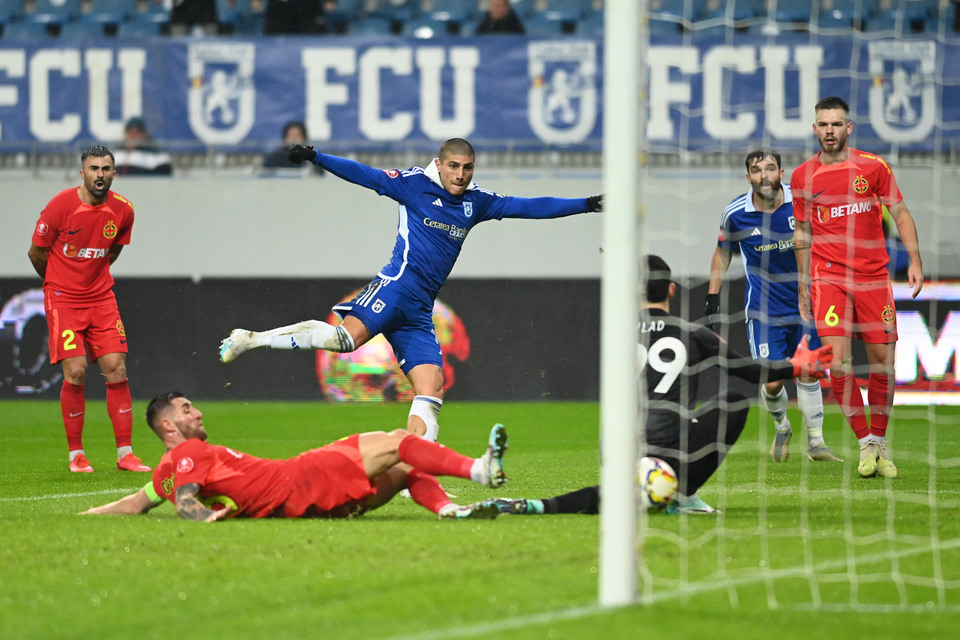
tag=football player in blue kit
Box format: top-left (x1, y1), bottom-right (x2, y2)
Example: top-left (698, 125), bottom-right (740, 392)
top-left (219, 138), bottom-right (602, 441)
top-left (706, 149), bottom-right (840, 463)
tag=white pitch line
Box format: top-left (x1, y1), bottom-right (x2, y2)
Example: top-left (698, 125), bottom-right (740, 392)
top-left (381, 537), bottom-right (960, 640)
top-left (0, 487), bottom-right (137, 503)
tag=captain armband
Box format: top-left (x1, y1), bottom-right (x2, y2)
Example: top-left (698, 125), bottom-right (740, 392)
top-left (143, 481), bottom-right (165, 506)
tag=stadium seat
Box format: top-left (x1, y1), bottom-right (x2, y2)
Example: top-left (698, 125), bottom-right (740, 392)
top-left (115, 19), bottom-right (164, 38)
top-left (541, 0), bottom-right (592, 20)
top-left (651, 0), bottom-right (696, 21)
top-left (772, 0), bottom-right (812, 23)
top-left (80, 0), bottom-right (128, 24)
top-left (370, 0), bottom-right (419, 22)
top-left (58, 20), bottom-right (103, 38)
top-left (130, 0), bottom-right (169, 24)
top-left (22, 0), bottom-right (80, 25)
top-left (649, 15), bottom-right (682, 37)
top-left (2, 19), bottom-right (52, 38)
top-left (508, 0), bottom-right (536, 19)
top-left (524, 14), bottom-right (567, 37)
top-left (577, 9), bottom-right (603, 36)
top-left (816, 7), bottom-right (855, 29)
top-left (0, 0), bottom-right (24, 25)
top-left (403, 16), bottom-right (450, 38)
top-left (348, 14), bottom-right (395, 36)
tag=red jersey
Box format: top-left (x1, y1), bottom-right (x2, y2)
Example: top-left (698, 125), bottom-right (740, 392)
top-left (151, 437), bottom-right (376, 519)
top-left (31, 187), bottom-right (134, 308)
top-left (790, 148), bottom-right (902, 283)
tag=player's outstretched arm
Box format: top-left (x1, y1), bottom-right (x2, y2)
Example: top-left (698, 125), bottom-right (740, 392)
top-left (80, 485), bottom-right (158, 516)
top-left (788, 335), bottom-right (833, 379)
top-left (705, 246), bottom-right (731, 332)
top-left (287, 144), bottom-right (317, 164)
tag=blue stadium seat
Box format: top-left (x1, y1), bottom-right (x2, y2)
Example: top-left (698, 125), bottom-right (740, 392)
top-left (3, 19), bottom-right (52, 38)
top-left (0, 0), bottom-right (24, 25)
top-left (59, 20), bottom-right (103, 38)
top-left (403, 16), bottom-right (451, 38)
top-left (348, 14), bottom-right (394, 36)
top-left (115, 19), bottom-right (164, 38)
top-left (130, 0), bottom-right (169, 24)
top-left (652, 0), bottom-right (697, 21)
top-left (81, 0), bottom-right (128, 24)
top-left (816, 6), bottom-right (855, 29)
top-left (543, 0), bottom-right (592, 19)
top-left (22, 0), bottom-right (80, 25)
top-left (371, 0), bottom-right (419, 22)
top-left (508, 0), bottom-right (536, 19)
top-left (524, 14), bottom-right (567, 37)
top-left (773, 0), bottom-right (811, 23)
top-left (577, 9), bottom-right (603, 36)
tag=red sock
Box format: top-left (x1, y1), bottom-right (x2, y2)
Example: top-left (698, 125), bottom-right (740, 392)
top-left (405, 468), bottom-right (452, 514)
top-left (397, 434), bottom-right (473, 479)
top-left (106, 379), bottom-right (133, 448)
top-left (867, 373), bottom-right (893, 438)
top-left (60, 381), bottom-right (85, 451)
top-left (830, 372), bottom-right (870, 440)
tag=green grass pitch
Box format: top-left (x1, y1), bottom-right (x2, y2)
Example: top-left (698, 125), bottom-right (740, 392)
top-left (1, 399), bottom-right (958, 639)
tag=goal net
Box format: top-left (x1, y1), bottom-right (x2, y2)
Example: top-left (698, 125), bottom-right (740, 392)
top-left (618, 0), bottom-right (960, 612)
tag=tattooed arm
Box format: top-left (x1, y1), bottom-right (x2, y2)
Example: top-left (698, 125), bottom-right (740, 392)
top-left (175, 483), bottom-right (231, 522)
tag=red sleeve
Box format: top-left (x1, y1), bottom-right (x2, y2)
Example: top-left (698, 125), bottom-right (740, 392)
top-left (168, 440), bottom-right (217, 492)
top-left (32, 191), bottom-right (69, 248)
top-left (876, 163), bottom-right (903, 207)
top-left (790, 172), bottom-right (807, 222)
top-left (111, 193), bottom-right (134, 245)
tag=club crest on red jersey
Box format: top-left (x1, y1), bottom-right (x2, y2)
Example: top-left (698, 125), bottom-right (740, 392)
top-left (103, 220), bottom-right (118, 239)
top-left (36, 222), bottom-right (49, 236)
top-left (116, 319), bottom-right (126, 336)
top-left (853, 175), bottom-right (868, 195)
top-left (177, 457), bottom-right (195, 473)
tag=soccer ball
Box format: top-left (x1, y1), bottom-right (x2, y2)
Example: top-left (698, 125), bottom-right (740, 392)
top-left (636, 456), bottom-right (679, 512)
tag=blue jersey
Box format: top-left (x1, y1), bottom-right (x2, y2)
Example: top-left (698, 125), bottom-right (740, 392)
top-left (717, 186), bottom-right (801, 324)
top-left (315, 153), bottom-right (589, 301)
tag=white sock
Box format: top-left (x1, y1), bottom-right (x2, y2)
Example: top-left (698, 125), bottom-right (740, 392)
top-left (117, 445), bottom-right (132, 459)
top-left (69, 449), bottom-right (85, 462)
top-left (796, 380), bottom-right (825, 446)
top-left (761, 386), bottom-right (790, 430)
top-left (409, 395), bottom-right (442, 441)
top-left (859, 434), bottom-right (883, 445)
top-left (469, 458), bottom-right (485, 484)
top-left (264, 320), bottom-right (355, 352)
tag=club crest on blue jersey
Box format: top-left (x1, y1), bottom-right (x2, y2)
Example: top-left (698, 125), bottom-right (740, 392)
top-left (188, 42), bottom-right (256, 144)
top-left (463, 202), bottom-right (473, 218)
top-left (527, 41), bottom-right (598, 145)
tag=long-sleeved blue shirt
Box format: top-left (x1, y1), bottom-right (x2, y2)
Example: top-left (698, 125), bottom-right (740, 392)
top-left (313, 152), bottom-right (590, 299)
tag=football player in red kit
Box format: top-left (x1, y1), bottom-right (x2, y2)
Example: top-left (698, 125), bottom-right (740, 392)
top-left (791, 97), bottom-right (924, 479)
top-left (28, 146), bottom-right (150, 474)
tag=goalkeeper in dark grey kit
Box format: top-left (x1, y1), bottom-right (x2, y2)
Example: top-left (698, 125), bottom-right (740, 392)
top-left (478, 255), bottom-right (834, 516)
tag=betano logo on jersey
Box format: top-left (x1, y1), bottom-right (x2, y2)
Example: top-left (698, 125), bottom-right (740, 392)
top-left (62, 244), bottom-right (107, 259)
top-left (817, 199), bottom-right (874, 224)
top-left (102, 220), bottom-right (118, 239)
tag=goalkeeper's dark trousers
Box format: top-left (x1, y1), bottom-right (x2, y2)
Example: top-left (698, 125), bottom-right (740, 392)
top-left (647, 389), bottom-right (751, 498)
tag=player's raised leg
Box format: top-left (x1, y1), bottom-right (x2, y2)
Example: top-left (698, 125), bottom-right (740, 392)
top-left (220, 316), bottom-right (369, 363)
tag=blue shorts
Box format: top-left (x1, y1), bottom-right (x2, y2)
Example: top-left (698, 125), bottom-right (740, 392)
top-left (332, 277), bottom-right (442, 375)
top-left (746, 319), bottom-right (821, 361)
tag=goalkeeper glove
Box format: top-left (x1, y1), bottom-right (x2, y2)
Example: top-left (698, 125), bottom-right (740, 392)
top-left (587, 195), bottom-right (603, 212)
top-left (288, 144), bottom-right (317, 164)
top-left (788, 335), bottom-right (833, 379)
top-left (704, 292), bottom-right (720, 333)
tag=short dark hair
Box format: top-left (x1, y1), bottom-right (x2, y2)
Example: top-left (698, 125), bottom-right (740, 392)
top-left (744, 148), bottom-right (781, 172)
top-left (439, 138), bottom-right (475, 160)
top-left (282, 120), bottom-right (307, 139)
top-left (645, 254), bottom-right (672, 303)
top-left (145, 391), bottom-right (185, 436)
top-left (815, 96), bottom-right (850, 115)
top-left (81, 145), bottom-right (115, 165)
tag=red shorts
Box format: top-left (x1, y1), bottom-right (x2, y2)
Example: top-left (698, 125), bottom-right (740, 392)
top-left (281, 433), bottom-right (377, 518)
top-left (46, 303), bottom-right (128, 364)
top-left (811, 279), bottom-right (898, 342)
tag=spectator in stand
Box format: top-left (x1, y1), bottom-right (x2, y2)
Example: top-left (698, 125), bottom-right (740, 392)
top-left (114, 117), bottom-right (173, 176)
top-left (264, 0), bottom-right (326, 34)
top-left (263, 120), bottom-right (325, 175)
top-left (168, 0), bottom-right (219, 36)
top-left (476, 0), bottom-right (525, 35)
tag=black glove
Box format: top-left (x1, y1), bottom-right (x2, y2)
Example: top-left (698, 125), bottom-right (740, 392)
top-left (587, 194), bottom-right (603, 212)
top-left (288, 144), bottom-right (316, 164)
top-left (704, 293), bottom-right (720, 333)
